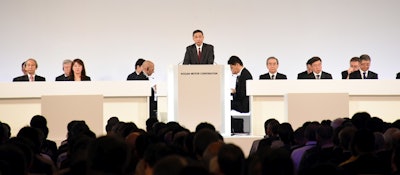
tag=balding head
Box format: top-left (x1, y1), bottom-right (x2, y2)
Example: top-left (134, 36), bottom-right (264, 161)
top-left (142, 60), bottom-right (154, 76)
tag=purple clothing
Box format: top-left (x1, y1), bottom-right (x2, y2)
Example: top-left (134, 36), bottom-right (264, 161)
top-left (291, 141), bottom-right (317, 174)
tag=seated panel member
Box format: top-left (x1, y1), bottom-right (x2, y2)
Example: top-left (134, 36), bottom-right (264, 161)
top-left (55, 59), bottom-right (72, 81)
top-left (183, 30), bottom-right (214, 64)
top-left (305, 57), bottom-right (332, 79)
top-left (21, 61), bottom-right (26, 75)
top-left (341, 57), bottom-right (360, 79)
top-left (127, 60), bottom-right (157, 118)
top-left (397, 72), bottom-right (400, 79)
top-left (259, 57), bottom-right (287, 80)
top-left (297, 58), bottom-right (313, 79)
top-left (127, 58), bottom-right (145, 80)
top-left (228, 56), bottom-right (253, 113)
top-left (349, 54), bottom-right (378, 79)
top-left (68, 58), bottom-right (91, 81)
top-left (13, 58), bottom-right (46, 82)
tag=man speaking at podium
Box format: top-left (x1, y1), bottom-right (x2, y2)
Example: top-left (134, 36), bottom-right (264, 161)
top-left (183, 30), bottom-right (214, 64)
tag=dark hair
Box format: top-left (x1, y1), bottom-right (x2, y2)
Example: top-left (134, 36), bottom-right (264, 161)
top-left (359, 54), bottom-right (371, 62)
top-left (192, 30), bottom-right (203, 36)
top-left (309, 57), bottom-right (322, 65)
top-left (306, 58), bottom-right (313, 65)
top-left (30, 115), bottom-right (47, 128)
top-left (227, 56), bottom-right (243, 66)
top-left (87, 136), bottom-right (130, 174)
top-left (350, 57), bottom-right (360, 62)
top-left (146, 117), bottom-right (159, 133)
top-left (70, 58), bottom-right (87, 79)
top-left (135, 58), bottom-right (145, 70)
top-left (106, 117), bottom-right (119, 133)
top-left (218, 143), bottom-right (245, 175)
top-left (266, 57), bottom-right (279, 65)
top-left (352, 129), bottom-right (375, 153)
top-left (195, 122), bottom-right (216, 132)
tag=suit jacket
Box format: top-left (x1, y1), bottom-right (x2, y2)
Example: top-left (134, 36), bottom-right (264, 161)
top-left (397, 72), bottom-right (400, 79)
top-left (349, 70), bottom-right (378, 79)
top-left (341, 70), bottom-right (349, 79)
top-left (232, 68), bottom-right (253, 113)
top-left (127, 71), bottom-right (144, 80)
top-left (13, 75), bottom-right (46, 82)
top-left (67, 76), bottom-right (91, 81)
top-left (55, 74), bottom-right (69, 81)
top-left (297, 71), bottom-right (309, 79)
top-left (259, 72), bottom-right (287, 80)
top-left (183, 43), bottom-right (214, 64)
top-left (304, 71), bottom-right (333, 79)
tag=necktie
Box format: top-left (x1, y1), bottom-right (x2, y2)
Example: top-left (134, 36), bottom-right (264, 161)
top-left (316, 75), bottom-right (320, 79)
top-left (271, 75), bottom-right (275, 80)
top-left (30, 75), bottom-right (34, 82)
top-left (363, 72), bottom-right (366, 79)
top-left (198, 48), bottom-right (202, 63)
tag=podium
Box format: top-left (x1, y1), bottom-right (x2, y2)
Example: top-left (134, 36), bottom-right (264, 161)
top-left (168, 65), bottom-right (231, 134)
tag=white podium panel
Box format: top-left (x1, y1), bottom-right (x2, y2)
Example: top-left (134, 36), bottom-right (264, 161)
top-left (0, 81), bottom-right (151, 143)
top-left (42, 95), bottom-right (103, 142)
top-left (286, 93), bottom-right (349, 129)
top-left (248, 80), bottom-right (400, 136)
top-left (169, 65), bottom-right (231, 134)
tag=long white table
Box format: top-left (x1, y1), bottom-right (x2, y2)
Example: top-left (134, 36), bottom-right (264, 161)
top-left (0, 81), bottom-right (151, 144)
top-left (247, 80), bottom-right (400, 136)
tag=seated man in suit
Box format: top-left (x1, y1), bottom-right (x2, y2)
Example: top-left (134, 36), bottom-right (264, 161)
top-left (13, 58), bottom-right (46, 82)
top-left (259, 57), bottom-right (287, 80)
top-left (20, 61), bottom-right (26, 75)
top-left (183, 30), bottom-right (214, 64)
top-left (305, 57), bottom-right (332, 79)
top-left (55, 59), bottom-right (72, 81)
top-left (228, 56), bottom-right (253, 113)
top-left (349, 54), bottom-right (378, 79)
top-left (397, 72), bottom-right (400, 79)
top-left (341, 57), bottom-right (360, 79)
top-left (127, 60), bottom-right (157, 118)
top-left (297, 58), bottom-right (313, 79)
top-left (127, 58), bottom-right (145, 80)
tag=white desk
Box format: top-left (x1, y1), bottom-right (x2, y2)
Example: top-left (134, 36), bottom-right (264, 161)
top-left (247, 80), bottom-right (400, 136)
top-left (0, 81), bottom-right (151, 144)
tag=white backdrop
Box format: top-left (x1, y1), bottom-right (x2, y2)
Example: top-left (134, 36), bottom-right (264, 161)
top-left (1, 0), bottom-right (399, 83)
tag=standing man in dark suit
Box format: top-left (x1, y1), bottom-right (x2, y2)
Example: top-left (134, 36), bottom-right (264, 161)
top-left (183, 30), bottom-right (214, 64)
top-left (55, 59), bottom-right (72, 81)
top-left (297, 58), bottom-right (313, 79)
top-left (305, 57), bottom-right (332, 79)
top-left (341, 57), bottom-right (360, 79)
top-left (349, 54), bottom-right (378, 79)
top-left (13, 58), bottom-right (46, 82)
top-left (228, 56), bottom-right (253, 113)
top-left (127, 58), bottom-right (145, 80)
top-left (259, 57), bottom-right (287, 80)
top-left (127, 60), bottom-right (157, 118)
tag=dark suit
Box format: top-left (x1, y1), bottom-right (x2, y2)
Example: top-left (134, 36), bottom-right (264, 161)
top-left (67, 76), bottom-right (91, 81)
top-left (127, 73), bottom-right (157, 117)
top-left (304, 71), bottom-right (333, 79)
top-left (127, 71), bottom-right (144, 80)
top-left (232, 68), bottom-right (253, 113)
top-left (297, 71), bottom-right (309, 79)
top-left (55, 74), bottom-right (69, 81)
top-left (13, 75), bottom-right (46, 82)
top-left (349, 70), bottom-right (378, 79)
top-left (341, 70), bottom-right (349, 79)
top-left (183, 43), bottom-right (214, 64)
top-left (259, 72), bottom-right (287, 80)
top-left (397, 72), bottom-right (400, 79)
